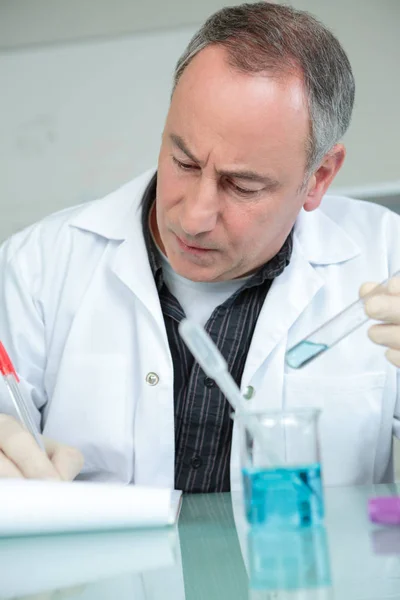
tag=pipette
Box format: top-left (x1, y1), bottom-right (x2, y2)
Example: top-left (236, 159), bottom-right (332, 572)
top-left (286, 270), bottom-right (400, 369)
top-left (178, 319), bottom-right (284, 460)
top-left (178, 319), bottom-right (317, 499)
top-left (0, 341), bottom-right (45, 451)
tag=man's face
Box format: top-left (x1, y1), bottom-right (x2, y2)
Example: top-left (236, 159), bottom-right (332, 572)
top-left (155, 46), bottom-right (316, 282)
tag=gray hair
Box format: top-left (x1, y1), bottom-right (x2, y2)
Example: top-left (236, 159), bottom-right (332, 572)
top-left (173, 2), bottom-right (355, 177)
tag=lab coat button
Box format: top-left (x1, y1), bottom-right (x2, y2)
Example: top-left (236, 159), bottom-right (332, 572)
top-left (146, 372), bottom-right (159, 386)
top-left (243, 385), bottom-right (255, 400)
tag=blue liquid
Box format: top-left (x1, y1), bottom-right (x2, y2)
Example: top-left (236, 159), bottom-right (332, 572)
top-left (285, 341), bottom-right (328, 369)
top-left (243, 464), bottom-right (324, 528)
top-left (248, 525), bottom-right (331, 591)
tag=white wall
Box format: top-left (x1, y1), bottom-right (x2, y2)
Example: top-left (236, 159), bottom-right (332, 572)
top-left (0, 0), bottom-right (246, 48)
top-left (0, 25), bottom-right (196, 241)
top-left (1, 1), bottom-right (399, 242)
top-left (287, 0), bottom-right (400, 195)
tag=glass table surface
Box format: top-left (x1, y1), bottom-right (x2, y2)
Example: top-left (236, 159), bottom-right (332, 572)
top-left (1, 483), bottom-right (400, 600)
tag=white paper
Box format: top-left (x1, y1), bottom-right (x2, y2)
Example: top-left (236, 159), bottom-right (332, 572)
top-left (0, 479), bottom-right (181, 536)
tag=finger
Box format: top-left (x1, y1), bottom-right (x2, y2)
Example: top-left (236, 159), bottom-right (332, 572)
top-left (387, 276), bottom-right (400, 295)
top-left (45, 438), bottom-right (84, 481)
top-left (368, 324), bottom-right (400, 350)
top-left (0, 415), bottom-right (60, 480)
top-left (386, 348), bottom-right (400, 368)
top-left (364, 294), bottom-right (400, 323)
top-left (360, 278), bottom-right (400, 300)
top-left (0, 449), bottom-right (24, 478)
top-left (360, 282), bottom-right (379, 298)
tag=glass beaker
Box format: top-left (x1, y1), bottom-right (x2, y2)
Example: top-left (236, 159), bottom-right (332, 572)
top-left (238, 408), bottom-right (324, 528)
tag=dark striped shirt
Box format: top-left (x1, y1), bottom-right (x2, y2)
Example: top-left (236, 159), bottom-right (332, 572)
top-left (141, 174), bottom-right (292, 493)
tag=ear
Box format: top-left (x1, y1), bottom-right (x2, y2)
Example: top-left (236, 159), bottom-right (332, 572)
top-left (303, 144), bottom-right (346, 212)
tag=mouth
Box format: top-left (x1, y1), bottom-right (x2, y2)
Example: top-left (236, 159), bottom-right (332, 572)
top-left (175, 234), bottom-right (215, 255)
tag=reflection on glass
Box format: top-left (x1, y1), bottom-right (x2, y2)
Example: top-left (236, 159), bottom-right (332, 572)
top-left (0, 527), bottom-right (179, 599)
top-left (247, 525), bottom-right (332, 599)
top-left (179, 493), bottom-right (249, 599)
top-left (370, 526), bottom-right (400, 555)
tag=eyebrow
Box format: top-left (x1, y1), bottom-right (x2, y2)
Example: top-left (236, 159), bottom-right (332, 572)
top-left (170, 134), bottom-right (200, 164)
top-left (219, 169), bottom-right (280, 189)
top-left (170, 133), bottom-right (281, 189)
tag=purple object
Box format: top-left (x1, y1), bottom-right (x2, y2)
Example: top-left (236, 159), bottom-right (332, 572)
top-left (368, 497), bottom-right (400, 525)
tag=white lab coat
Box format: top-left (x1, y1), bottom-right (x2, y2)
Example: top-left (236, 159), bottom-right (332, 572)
top-left (1, 168), bottom-right (400, 489)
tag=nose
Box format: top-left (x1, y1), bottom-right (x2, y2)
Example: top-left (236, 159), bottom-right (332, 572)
top-left (179, 176), bottom-right (219, 237)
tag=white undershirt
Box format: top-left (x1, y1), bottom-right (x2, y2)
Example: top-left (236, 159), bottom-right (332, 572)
top-left (160, 254), bottom-right (250, 327)
top-left (149, 207), bottom-right (250, 326)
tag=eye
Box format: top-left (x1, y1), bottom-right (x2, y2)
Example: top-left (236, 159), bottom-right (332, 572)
top-left (172, 156), bottom-right (199, 171)
top-left (230, 182), bottom-right (259, 197)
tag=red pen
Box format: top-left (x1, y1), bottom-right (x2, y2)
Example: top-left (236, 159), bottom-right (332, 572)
top-left (0, 341), bottom-right (45, 451)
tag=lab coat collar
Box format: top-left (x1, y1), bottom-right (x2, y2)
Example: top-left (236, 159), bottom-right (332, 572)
top-left (294, 200), bottom-right (361, 265)
top-left (69, 169), bottom-right (360, 267)
top-left (68, 168), bottom-right (157, 242)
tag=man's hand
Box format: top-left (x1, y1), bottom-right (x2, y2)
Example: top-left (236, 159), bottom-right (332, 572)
top-left (361, 276), bottom-right (400, 368)
top-left (0, 414), bottom-right (84, 480)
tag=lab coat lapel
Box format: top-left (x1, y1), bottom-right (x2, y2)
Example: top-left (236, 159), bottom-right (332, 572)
top-left (241, 205), bottom-right (361, 387)
top-left (107, 187), bottom-right (175, 378)
top-left (111, 230), bottom-right (165, 329)
top-left (241, 241), bottom-right (325, 387)
top-left (70, 169), bottom-right (166, 333)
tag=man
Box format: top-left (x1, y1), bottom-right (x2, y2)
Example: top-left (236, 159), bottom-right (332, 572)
top-left (0, 2), bottom-right (400, 490)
